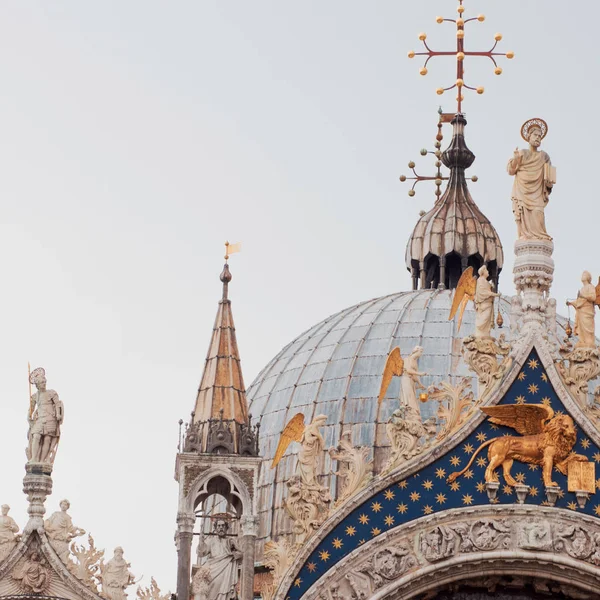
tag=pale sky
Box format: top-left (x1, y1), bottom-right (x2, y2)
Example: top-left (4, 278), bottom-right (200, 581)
top-left (0, 0), bottom-right (597, 592)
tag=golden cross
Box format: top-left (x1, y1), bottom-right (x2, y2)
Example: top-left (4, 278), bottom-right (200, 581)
top-left (408, 0), bottom-right (514, 113)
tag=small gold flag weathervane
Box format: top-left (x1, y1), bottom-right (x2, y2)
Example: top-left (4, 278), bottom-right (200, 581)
top-left (225, 241), bottom-right (242, 259)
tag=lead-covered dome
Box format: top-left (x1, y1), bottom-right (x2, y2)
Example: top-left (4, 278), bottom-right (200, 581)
top-left (247, 289), bottom-right (570, 554)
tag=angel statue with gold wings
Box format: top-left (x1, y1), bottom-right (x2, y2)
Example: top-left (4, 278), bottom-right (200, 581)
top-left (271, 413), bottom-right (327, 487)
top-left (448, 403), bottom-right (586, 488)
top-left (449, 265), bottom-right (499, 339)
top-left (378, 346), bottom-right (427, 413)
top-left (567, 271), bottom-right (600, 349)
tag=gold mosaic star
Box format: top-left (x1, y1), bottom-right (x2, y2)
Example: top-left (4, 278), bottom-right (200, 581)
top-left (490, 497), bottom-right (500, 504)
top-left (541, 500), bottom-right (551, 506)
top-left (541, 397), bottom-right (551, 406)
top-left (450, 455), bottom-right (461, 467)
top-left (567, 501), bottom-right (578, 511)
top-left (450, 481), bottom-right (460, 491)
top-left (463, 443), bottom-right (475, 454)
top-left (541, 373), bottom-right (548, 382)
top-left (398, 480), bottom-right (408, 489)
top-left (515, 472), bottom-right (526, 484)
top-left (528, 464), bottom-right (539, 471)
top-left (384, 515), bottom-right (395, 527)
top-left (423, 505), bottom-right (433, 515)
top-left (595, 505), bottom-right (600, 517)
top-left (529, 486), bottom-right (539, 497)
top-left (436, 493), bottom-right (447, 504)
top-left (358, 539), bottom-right (365, 545)
top-left (371, 501), bottom-right (382, 513)
top-left (384, 489), bottom-right (395, 501)
top-left (558, 489), bottom-right (565, 499)
top-left (435, 467), bottom-right (446, 479)
top-left (528, 383), bottom-right (539, 395)
top-left (462, 494), bottom-right (474, 505)
top-left (581, 439), bottom-right (591, 449)
top-left (464, 469), bottom-right (474, 480)
top-left (518, 372), bottom-right (526, 381)
top-left (476, 482), bottom-right (486, 493)
top-left (502, 485), bottom-right (513, 495)
top-left (593, 452), bottom-right (600, 463)
top-left (555, 409), bottom-right (564, 416)
top-left (410, 491), bottom-right (421, 502)
top-left (422, 480), bottom-right (434, 490)
top-left (307, 562), bottom-right (317, 573)
top-left (294, 578), bottom-right (302, 588)
top-left (476, 457), bottom-right (487, 467)
top-left (476, 432), bottom-right (487, 443)
top-left (397, 502), bottom-right (408, 514)
top-left (371, 527), bottom-right (381, 536)
top-left (332, 538), bottom-right (343, 549)
top-left (345, 525), bottom-right (356, 536)
top-left (319, 550), bottom-right (330, 562)
top-left (515, 395), bottom-right (526, 405)
top-left (490, 423), bottom-right (499, 430)
top-left (359, 514), bottom-right (369, 525)
top-left (528, 359), bottom-right (539, 369)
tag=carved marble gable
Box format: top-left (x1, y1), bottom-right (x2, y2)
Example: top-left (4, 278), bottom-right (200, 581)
top-left (281, 347), bottom-right (600, 600)
top-left (0, 529), bottom-right (103, 600)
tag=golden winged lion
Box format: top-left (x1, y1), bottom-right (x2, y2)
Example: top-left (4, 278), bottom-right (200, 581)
top-left (447, 404), bottom-right (587, 487)
top-left (448, 267), bottom-right (476, 332)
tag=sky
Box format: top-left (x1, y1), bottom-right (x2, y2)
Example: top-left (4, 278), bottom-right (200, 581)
top-left (0, 0), bottom-right (598, 592)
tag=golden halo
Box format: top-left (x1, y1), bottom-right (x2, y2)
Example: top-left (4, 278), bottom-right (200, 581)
top-left (521, 117), bottom-right (548, 141)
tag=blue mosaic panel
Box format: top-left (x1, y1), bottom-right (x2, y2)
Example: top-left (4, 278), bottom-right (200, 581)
top-left (284, 348), bottom-right (600, 599)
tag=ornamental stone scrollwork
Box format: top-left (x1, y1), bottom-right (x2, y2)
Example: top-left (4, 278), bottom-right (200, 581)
top-left (554, 524), bottom-right (595, 561)
top-left (461, 333), bottom-right (512, 402)
top-left (357, 540), bottom-right (417, 590)
top-left (382, 406), bottom-right (436, 474)
top-left (261, 539), bottom-right (297, 600)
top-left (516, 516), bottom-right (552, 551)
top-left (428, 378), bottom-right (478, 441)
top-left (0, 505), bottom-right (20, 563)
top-left (328, 431), bottom-right (372, 507)
top-left (45, 498), bottom-right (86, 564)
top-left (12, 550), bottom-right (53, 594)
top-left (137, 577), bottom-right (171, 600)
top-left (451, 519), bottom-right (511, 554)
top-left (69, 533), bottom-right (105, 593)
top-left (556, 343), bottom-right (600, 406)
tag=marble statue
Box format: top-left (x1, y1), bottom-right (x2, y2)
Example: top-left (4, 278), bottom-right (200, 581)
top-left (567, 271), bottom-right (598, 349)
top-left (0, 504), bottom-right (19, 562)
top-left (398, 347), bottom-right (427, 412)
top-left (12, 551), bottom-right (52, 594)
top-left (45, 499), bottom-right (85, 564)
top-left (196, 520), bottom-right (242, 600)
top-left (507, 118), bottom-right (554, 241)
top-left (474, 266), bottom-right (499, 339)
top-left (99, 547), bottom-right (136, 600)
top-left (27, 367), bottom-right (64, 464)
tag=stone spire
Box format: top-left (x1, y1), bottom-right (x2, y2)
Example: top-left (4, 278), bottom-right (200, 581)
top-left (405, 114), bottom-right (504, 290)
top-left (192, 261), bottom-right (248, 425)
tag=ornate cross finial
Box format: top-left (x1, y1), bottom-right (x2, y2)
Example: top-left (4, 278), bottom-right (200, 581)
top-left (399, 108), bottom-right (478, 198)
top-left (408, 1), bottom-right (514, 113)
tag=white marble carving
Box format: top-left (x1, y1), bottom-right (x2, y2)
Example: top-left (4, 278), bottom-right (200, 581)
top-left (137, 577), bottom-right (170, 600)
top-left (420, 525), bottom-right (456, 562)
top-left (429, 378), bottom-right (477, 441)
top-left (99, 547), bottom-right (136, 600)
top-left (261, 539), bottom-right (296, 600)
top-left (0, 505), bottom-right (19, 563)
top-left (357, 541), bottom-right (417, 589)
top-left (12, 551), bottom-right (53, 594)
top-left (70, 533), bottom-right (105, 593)
top-left (328, 432), bottom-right (372, 506)
top-left (45, 499), bottom-right (85, 564)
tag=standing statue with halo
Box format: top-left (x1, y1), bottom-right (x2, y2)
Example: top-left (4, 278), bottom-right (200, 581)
top-left (507, 118), bottom-right (555, 241)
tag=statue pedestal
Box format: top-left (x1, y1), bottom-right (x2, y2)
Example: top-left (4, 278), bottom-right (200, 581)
top-left (513, 239), bottom-right (555, 329)
top-left (22, 471), bottom-right (53, 532)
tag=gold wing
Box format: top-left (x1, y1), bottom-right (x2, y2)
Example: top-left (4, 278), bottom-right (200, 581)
top-left (481, 403), bottom-right (554, 436)
top-left (595, 276), bottom-right (600, 307)
top-left (271, 413), bottom-right (305, 468)
top-left (449, 267), bottom-right (476, 332)
top-left (378, 347), bottom-right (404, 404)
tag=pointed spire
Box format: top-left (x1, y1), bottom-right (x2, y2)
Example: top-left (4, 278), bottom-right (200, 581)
top-left (192, 260), bottom-right (249, 425)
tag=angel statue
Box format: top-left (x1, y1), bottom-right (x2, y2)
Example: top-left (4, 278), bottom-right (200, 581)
top-left (449, 266), bottom-right (498, 339)
top-left (567, 271), bottom-right (600, 349)
top-left (271, 414), bottom-right (327, 486)
top-left (448, 404), bottom-right (587, 488)
top-left (378, 346), bottom-right (427, 412)
top-left (507, 118), bottom-right (554, 241)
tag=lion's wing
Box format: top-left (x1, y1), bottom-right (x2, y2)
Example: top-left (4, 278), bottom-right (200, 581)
top-left (481, 404), bottom-right (554, 435)
top-left (271, 413), bottom-right (305, 468)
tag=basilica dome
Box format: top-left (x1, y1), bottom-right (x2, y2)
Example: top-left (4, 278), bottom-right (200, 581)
top-left (247, 288), bottom-right (570, 550)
